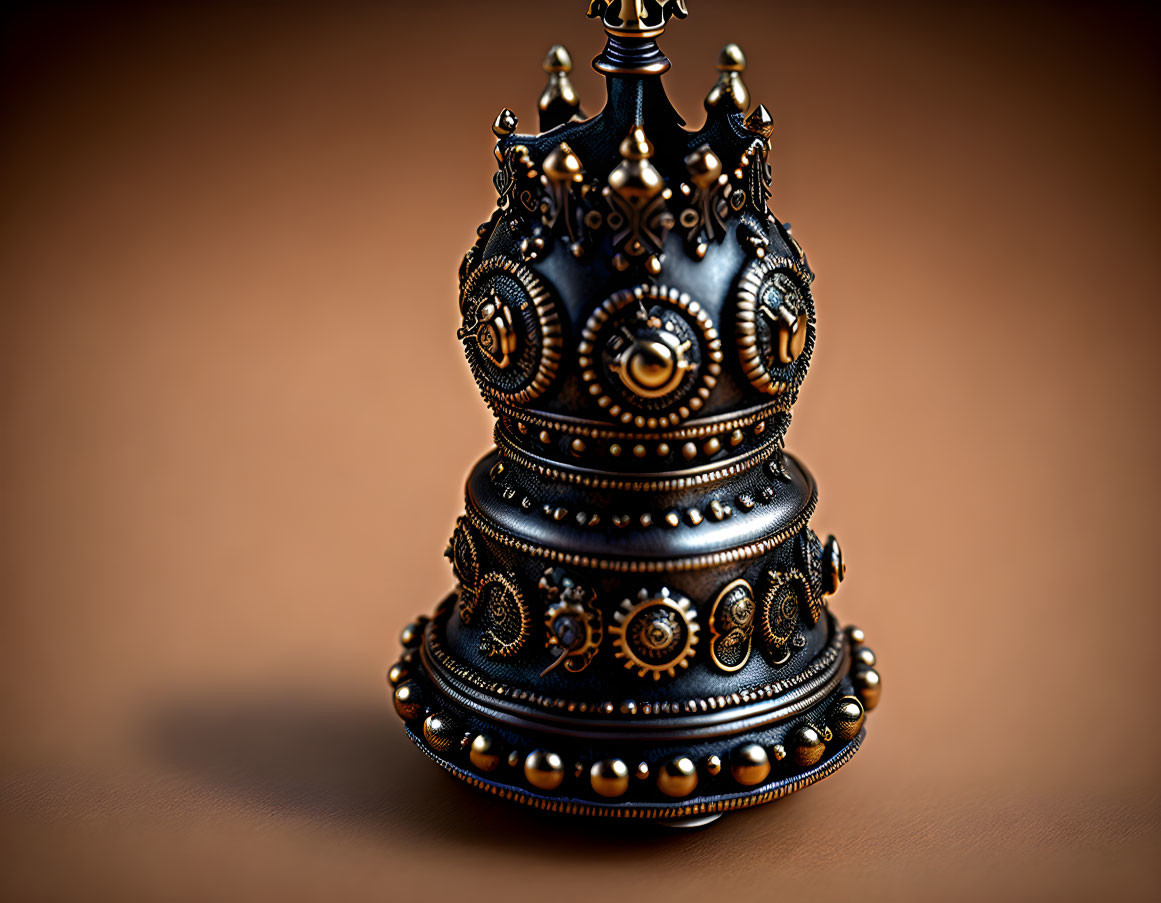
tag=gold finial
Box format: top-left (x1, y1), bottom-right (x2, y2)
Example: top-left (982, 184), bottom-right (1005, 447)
top-left (587, 0), bottom-right (688, 39)
top-left (704, 43), bottom-right (749, 113)
top-left (539, 45), bottom-right (582, 132)
top-left (492, 108), bottom-right (518, 138)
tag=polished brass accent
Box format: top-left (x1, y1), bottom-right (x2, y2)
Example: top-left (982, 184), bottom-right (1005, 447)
top-left (590, 758), bottom-right (631, 798)
top-left (463, 481), bottom-right (818, 573)
top-left (678, 145), bottom-right (731, 258)
top-left (540, 568), bottom-right (603, 674)
top-left (524, 749), bottom-right (566, 791)
top-left (578, 283), bottom-right (722, 428)
top-left (759, 569), bottom-right (806, 655)
top-left (853, 666), bottom-right (882, 711)
top-left (846, 625), bottom-right (866, 646)
top-left (603, 127), bottom-right (674, 274)
top-left (708, 578), bottom-right (755, 672)
top-left (704, 754), bottom-right (722, 777)
top-left (852, 646), bottom-right (876, 669)
top-left (610, 588), bottom-right (699, 680)
top-left (829, 696), bottom-right (865, 743)
top-left (492, 108), bottom-right (517, 138)
top-left (704, 43), bottom-right (749, 113)
top-left (744, 103), bottom-right (774, 140)
top-left (469, 734), bottom-right (502, 773)
top-left (387, 662), bottom-right (409, 687)
top-left (539, 45), bottom-right (582, 131)
top-left (735, 256), bottom-right (815, 396)
top-left (399, 622), bottom-right (422, 648)
top-left (823, 534), bottom-right (845, 595)
top-left (788, 724), bottom-right (826, 768)
top-left (422, 713), bottom-right (459, 754)
top-left (460, 256), bottom-right (562, 406)
top-left (409, 724), bottom-right (865, 819)
top-left (587, 0), bottom-right (688, 38)
top-left (730, 743), bottom-right (771, 786)
top-left (393, 681), bottom-right (423, 721)
top-left (475, 571), bottom-right (533, 658)
top-left (656, 756), bottom-right (699, 797)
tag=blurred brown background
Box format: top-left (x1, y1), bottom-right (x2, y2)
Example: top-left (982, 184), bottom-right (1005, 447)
top-left (1, 0), bottom-right (1159, 900)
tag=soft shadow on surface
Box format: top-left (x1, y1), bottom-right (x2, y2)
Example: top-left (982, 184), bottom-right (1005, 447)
top-left (141, 694), bottom-right (805, 858)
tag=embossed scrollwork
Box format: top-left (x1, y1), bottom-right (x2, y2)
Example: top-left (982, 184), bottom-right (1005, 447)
top-left (758, 569), bottom-right (810, 662)
top-left (708, 579), bottom-right (755, 672)
top-left (476, 571), bottom-right (533, 659)
top-left (735, 256), bottom-right (815, 397)
top-left (446, 516), bottom-right (482, 624)
top-left (459, 256), bottom-right (563, 406)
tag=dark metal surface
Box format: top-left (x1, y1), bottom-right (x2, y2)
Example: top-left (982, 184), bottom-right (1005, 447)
top-left (388, 2), bottom-right (880, 820)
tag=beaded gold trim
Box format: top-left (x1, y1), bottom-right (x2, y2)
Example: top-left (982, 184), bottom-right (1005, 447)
top-left (464, 487), bottom-right (817, 573)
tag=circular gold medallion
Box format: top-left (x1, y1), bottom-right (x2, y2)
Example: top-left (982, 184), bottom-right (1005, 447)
top-left (609, 587), bottom-right (699, 680)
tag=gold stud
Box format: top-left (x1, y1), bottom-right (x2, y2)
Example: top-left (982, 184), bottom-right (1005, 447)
top-left (664, 511), bottom-right (680, 528)
top-left (392, 681), bottom-right (423, 721)
top-left (470, 734), bottom-right (502, 773)
top-left (829, 696), bottom-right (865, 743)
top-left (657, 443), bottom-right (670, 456)
top-left (386, 662), bottom-right (409, 687)
top-left (399, 622), bottom-right (422, 648)
top-left (787, 724), bottom-right (826, 768)
top-left (845, 625), bottom-right (866, 645)
top-left (730, 743), bottom-right (771, 786)
top-left (686, 508), bottom-right (703, 526)
top-left (590, 759), bottom-right (630, 798)
top-left (704, 754), bottom-right (723, 777)
top-left (703, 437), bottom-right (721, 455)
top-left (852, 646), bottom-right (877, 668)
top-left (633, 444), bottom-right (647, 458)
top-left (539, 430), bottom-right (552, 445)
top-left (730, 429), bottom-right (744, 446)
top-left (524, 749), bottom-right (565, 791)
top-left (656, 756), bottom-right (699, 798)
top-left (422, 713), bottom-right (458, 754)
top-left (609, 443), bottom-right (622, 457)
top-left (853, 667), bottom-right (882, 711)
top-left (681, 442), bottom-right (697, 460)
top-left (769, 743), bottom-right (787, 763)
top-left (570, 438), bottom-right (587, 455)
top-left (635, 761), bottom-right (651, 780)
top-left (543, 141), bottom-right (585, 185)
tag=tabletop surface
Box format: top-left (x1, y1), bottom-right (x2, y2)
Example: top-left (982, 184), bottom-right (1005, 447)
top-left (1, 2), bottom-right (1159, 900)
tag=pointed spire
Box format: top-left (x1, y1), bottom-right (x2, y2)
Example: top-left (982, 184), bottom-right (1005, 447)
top-left (704, 43), bottom-right (749, 113)
top-left (744, 103), bottom-right (774, 140)
top-left (539, 45), bottom-right (583, 132)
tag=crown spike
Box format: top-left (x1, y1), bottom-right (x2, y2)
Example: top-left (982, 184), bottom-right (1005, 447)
top-left (704, 43), bottom-right (749, 114)
top-left (539, 45), bottom-right (583, 132)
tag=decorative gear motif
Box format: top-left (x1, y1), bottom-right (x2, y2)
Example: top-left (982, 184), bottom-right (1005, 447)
top-left (610, 588), bottom-right (699, 680)
top-left (539, 568), bottom-right (603, 674)
top-left (708, 579), bottom-right (755, 672)
top-left (459, 256), bottom-right (562, 406)
top-left (476, 572), bottom-right (533, 659)
top-left (797, 528), bottom-right (825, 601)
top-left (578, 284), bottom-right (722, 429)
top-left (758, 569), bottom-right (809, 659)
top-left (735, 257), bottom-right (815, 397)
top-left (446, 516), bottom-right (482, 624)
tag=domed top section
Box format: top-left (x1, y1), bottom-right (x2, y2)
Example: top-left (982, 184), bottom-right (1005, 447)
top-left (457, 3), bottom-right (816, 477)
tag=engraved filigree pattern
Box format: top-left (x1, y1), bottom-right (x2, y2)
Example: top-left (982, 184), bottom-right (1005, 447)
top-left (735, 256), bottom-right (816, 397)
top-left (459, 256), bottom-right (563, 405)
top-left (447, 516), bottom-right (482, 624)
top-left (708, 578), bottom-right (755, 672)
top-left (476, 571), bottom-right (533, 659)
top-left (539, 568), bottom-right (603, 674)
